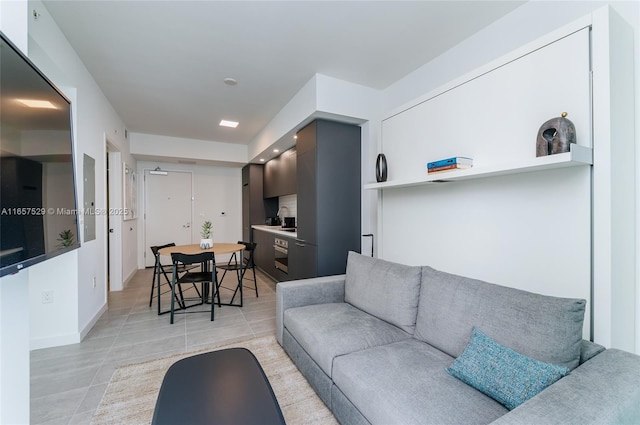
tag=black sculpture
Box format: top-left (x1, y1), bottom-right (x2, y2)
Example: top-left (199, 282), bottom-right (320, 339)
top-left (536, 112), bottom-right (576, 157)
top-left (376, 154), bottom-right (387, 182)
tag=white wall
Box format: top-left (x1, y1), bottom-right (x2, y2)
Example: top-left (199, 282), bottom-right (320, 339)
top-left (102, 149), bottom-right (139, 292)
top-left (380, 2), bottom-right (639, 351)
top-left (591, 6), bottom-right (637, 353)
top-left (120, 155), bottom-right (139, 287)
top-left (137, 161), bottom-right (243, 267)
top-left (384, 1), bottom-right (637, 112)
top-left (26, 0), bottom-right (134, 346)
top-left (130, 133), bottom-right (248, 166)
top-left (0, 0), bottom-right (27, 50)
top-left (378, 23), bottom-right (593, 338)
top-left (248, 76), bottom-right (319, 161)
top-left (121, 217), bottom-right (138, 284)
top-left (28, 252), bottom-right (79, 349)
top-left (0, 1), bottom-right (31, 422)
top-left (247, 74), bottom-right (383, 157)
top-left (0, 272), bottom-right (30, 425)
top-left (360, 120), bottom-right (379, 256)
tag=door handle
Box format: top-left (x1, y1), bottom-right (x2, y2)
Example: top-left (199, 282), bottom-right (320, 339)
top-left (109, 229), bottom-right (114, 233)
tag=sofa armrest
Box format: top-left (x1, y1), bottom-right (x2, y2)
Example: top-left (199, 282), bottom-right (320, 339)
top-left (276, 274), bottom-right (346, 345)
top-left (490, 349), bottom-right (640, 425)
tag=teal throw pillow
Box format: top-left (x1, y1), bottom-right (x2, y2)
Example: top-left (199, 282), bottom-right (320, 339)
top-left (446, 327), bottom-right (570, 410)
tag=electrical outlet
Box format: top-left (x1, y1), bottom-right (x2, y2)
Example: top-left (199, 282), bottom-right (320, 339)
top-left (42, 290), bottom-right (53, 304)
top-left (92, 276), bottom-right (96, 288)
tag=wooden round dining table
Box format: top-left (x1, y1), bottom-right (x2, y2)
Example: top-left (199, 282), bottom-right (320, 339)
top-left (157, 242), bottom-right (247, 311)
top-left (158, 243), bottom-right (245, 257)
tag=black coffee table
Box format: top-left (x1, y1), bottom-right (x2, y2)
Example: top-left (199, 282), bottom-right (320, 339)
top-left (152, 347), bottom-right (286, 425)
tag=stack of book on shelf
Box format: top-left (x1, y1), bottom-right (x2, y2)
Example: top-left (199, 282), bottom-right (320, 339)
top-left (427, 156), bottom-right (473, 174)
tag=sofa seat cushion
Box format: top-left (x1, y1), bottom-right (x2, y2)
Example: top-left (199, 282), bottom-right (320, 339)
top-left (284, 302), bottom-right (411, 376)
top-left (332, 339), bottom-right (508, 425)
top-left (345, 252), bottom-right (422, 334)
top-left (415, 266), bottom-right (586, 370)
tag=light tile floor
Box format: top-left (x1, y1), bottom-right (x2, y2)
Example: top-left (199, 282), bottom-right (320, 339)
top-left (30, 266), bottom-right (278, 425)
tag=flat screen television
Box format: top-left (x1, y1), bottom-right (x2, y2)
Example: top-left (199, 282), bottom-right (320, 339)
top-left (0, 31), bottom-right (80, 277)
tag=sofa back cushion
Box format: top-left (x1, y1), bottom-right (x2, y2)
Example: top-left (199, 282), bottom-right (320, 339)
top-left (345, 252), bottom-right (422, 334)
top-left (414, 266), bottom-right (586, 370)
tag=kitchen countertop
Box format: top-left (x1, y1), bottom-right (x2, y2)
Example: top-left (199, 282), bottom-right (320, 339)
top-left (252, 225), bottom-right (297, 238)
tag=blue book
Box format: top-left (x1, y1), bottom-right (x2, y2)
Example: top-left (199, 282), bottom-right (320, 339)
top-left (427, 156), bottom-right (473, 169)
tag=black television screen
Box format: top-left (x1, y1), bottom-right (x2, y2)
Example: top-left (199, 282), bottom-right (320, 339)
top-left (0, 31), bottom-right (80, 277)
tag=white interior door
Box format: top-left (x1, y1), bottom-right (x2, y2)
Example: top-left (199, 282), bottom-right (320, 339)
top-left (144, 170), bottom-right (193, 267)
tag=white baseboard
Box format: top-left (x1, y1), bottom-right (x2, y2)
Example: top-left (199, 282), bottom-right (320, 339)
top-left (123, 267), bottom-right (138, 289)
top-left (29, 303), bottom-right (108, 350)
top-left (30, 332), bottom-right (81, 350)
top-left (79, 302), bottom-right (108, 341)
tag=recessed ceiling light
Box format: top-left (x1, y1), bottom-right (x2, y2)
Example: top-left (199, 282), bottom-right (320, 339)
top-left (223, 78), bottom-right (237, 86)
top-left (219, 120), bottom-right (239, 128)
top-left (16, 98), bottom-right (58, 109)
top-left (294, 135), bottom-right (298, 139)
top-left (273, 149), bottom-right (279, 153)
top-left (259, 158), bottom-right (265, 162)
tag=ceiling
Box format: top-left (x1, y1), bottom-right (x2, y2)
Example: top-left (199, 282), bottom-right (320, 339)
top-left (42, 1), bottom-right (525, 149)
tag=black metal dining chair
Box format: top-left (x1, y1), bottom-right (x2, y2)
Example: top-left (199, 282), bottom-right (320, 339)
top-left (169, 252), bottom-right (220, 324)
top-left (217, 241), bottom-right (258, 307)
top-left (149, 243), bottom-right (200, 315)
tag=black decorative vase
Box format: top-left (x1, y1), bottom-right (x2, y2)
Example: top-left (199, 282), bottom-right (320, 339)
top-left (375, 154), bottom-right (387, 182)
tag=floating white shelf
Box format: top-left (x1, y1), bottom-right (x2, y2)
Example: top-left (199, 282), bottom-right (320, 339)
top-left (363, 144), bottom-right (593, 190)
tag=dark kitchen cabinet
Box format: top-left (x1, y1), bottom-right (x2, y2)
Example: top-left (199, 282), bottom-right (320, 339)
top-left (286, 149), bottom-right (296, 194)
top-left (263, 148), bottom-right (296, 198)
top-left (253, 229), bottom-right (277, 280)
top-left (242, 164), bottom-right (266, 242)
top-left (263, 156), bottom-right (280, 199)
top-left (295, 119), bottom-right (361, 277)
top-left (289, 240), bottom-right (317, 280)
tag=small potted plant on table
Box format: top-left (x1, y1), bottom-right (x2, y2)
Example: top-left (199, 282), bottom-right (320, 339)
top-left (200, 220), bottom-right (213, 249)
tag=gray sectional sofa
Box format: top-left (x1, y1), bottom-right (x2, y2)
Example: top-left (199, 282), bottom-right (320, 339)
top-left (276, 252), bottom-right (640, 425)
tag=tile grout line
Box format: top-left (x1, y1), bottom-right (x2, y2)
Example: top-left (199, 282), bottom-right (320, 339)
top-left (30, 268), bottom-right (278, 424)
top-left (67, 301), bottom-right (132, 423)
